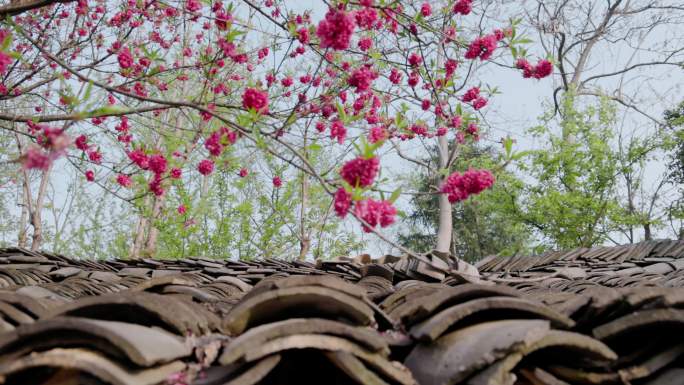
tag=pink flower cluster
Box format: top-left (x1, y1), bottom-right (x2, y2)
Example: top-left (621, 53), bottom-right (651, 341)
top-left (185, 0), bottom-right (201, 12)
top-left (117, 174), bottom-right (132, 188)
top-left (316, 9), bottom-right (355, 51)
top-left (420, 3), bottom-right (432, 17)
top-left (334, 188), bottom-right (352, 217)
top-left (465, 32), bottom-right (503, 61)
top-left (198, 159), bottom-right (214, 175)
top-left (340, 156), bottom-right (379, 188)
top-left (0, 51), bottom-right (11, 75)
top-left (347, 66), bottom-right (377, 93)
top-left (22, 123), bottom-right (70, 170)
top-left (23, 147), bottom-right (53, 170)
top-left (117, 47), bottom-right (133, 69)
top-left (461, 87), bottom-right (488, 110)
top-left (242, 88), bottom-right (269, 114)
top-left (333, 188), bottom-right (396, 233)
top-left (205, 127), bottom-right (237, 156)
top-left (440, 169), bottom-right (495, 203)
top-left (516, 58), bottom-right (553, 79)
top-left (453, 0), bottom-right (473, 15)
top-left (0, 30), bottom-right (11, 75)
top-left (368, 126), bottom-right (388, 143)
top-left (354, 7), bottom-right (378, 29)
top-left (330, 120), bottom-right (347, 144)
top-left (354, 199), bottom-right (397, 233)
top-left (128, 149), bottom-right (149, 169)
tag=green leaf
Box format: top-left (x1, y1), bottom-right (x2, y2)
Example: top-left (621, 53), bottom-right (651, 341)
top-left (90, 105), bottom-right (126, 116)
top-left (82, 81), bottom-right (94, 102)
top-left (389, 188), bottom-right (401, 203)
top-left (504, 137), bottom-right (513, 158)
top-left (1, 32), bottom-right (12, 51)
top-left (307, 143), bottom-right (322, 153)
top-left (336, 102), bottom-right (347, 122)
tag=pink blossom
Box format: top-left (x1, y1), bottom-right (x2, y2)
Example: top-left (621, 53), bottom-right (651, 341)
top-left (85, 170), bottom-right (95, 182)
top-left (408, 72), bottom-right (419, 87)
top-left (170, 168), bottom-right (182, 179)
top-left (204, 131), bottom-right (224, 156)
top-left (347, 66), bottom-right (377, 92)
top-left (128, 149), bottom-right (149, 170)
top-left (445, 59), bottom-right (458, 77)
top-left (411, 124), bottom-right (428, 137)
top-left (316, 9), bottom-right (355, 50)
top-left (340, 156), bottom-right (379, 188)
top-left (0, 52), bottom-right (12, 75)
top-left (75, 135), bottom-right (89, 151)
top-left (330, 120), bottom-right (346, 144)
top-left (177, 204), bottom-right (187, 214)
top-left (450, 115), bottom-right (463, 128)
top-left (472, 97), bottom-right (487, 110)
top-left (421, 99), bottom-right (431, 111)
top-left (281, 77), bottom-right (293, 87)
top-left (334, 188), bottom-right (352, 218)
top-left (354, 199), bottom-right (397, 232)
top-left (198, 159), bottom-right (214, 175)
top-left (516, 58), bottom-right (534, 78)
top-left (453, 0), bottom-right (472, 15)
top-left (272, 176), bottom-right (282, 187)
top-left (242, 87), bottom-right (269, 114)
top-left (465, 34), bottom-right (498, 60)
top-left (517, 58), bottom-right (553, 79)
top-left (117, 47), bottom-right (133, 69)
top-left (358, 37), bottom-right (372, 51)
top-left (440, 169), bottom-right (495, 203)
top-left (408, 53), bottom-right (422, 67)
top-left (23, 147), bottom-right (52, 170)
top-left (148, 154), bottom-right (167, 175)
top-left (389, 68), bottom-right (402, 84)
top-left (185, 0), bottom-right (201, 12)
top-left (88, 150), bottom-right (102, 164)
top-left (421, 3), bottom-right (432, 17)
top-left (462, 87), bottom-right (480, 102)
top-left (148, 175), bottom-right (164, 196)
top-left (117, 174), bottom-right (132, 188)
top-left (238, 168), bottom-right (248, 178)
top-left (368, 126), bottom-right (387, 143)
top-left (355, 8), bottom-right (378, 29)
top-left (215, 10), bottom-right (233, 30)
top-left (456, 131), bottom-right (466, 144)
top-left (297, 28), bottom-right (309, 44)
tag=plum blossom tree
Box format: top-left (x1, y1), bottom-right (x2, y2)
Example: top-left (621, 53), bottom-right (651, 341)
top-left (0, 0), bottom-right (549, 259)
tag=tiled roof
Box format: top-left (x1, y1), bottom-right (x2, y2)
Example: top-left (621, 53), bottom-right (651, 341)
top-left (0, 240), bottom-right (683, 384)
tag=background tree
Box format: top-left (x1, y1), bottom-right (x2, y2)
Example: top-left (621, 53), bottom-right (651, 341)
top-left (400, 143), bottom-right (532, 262)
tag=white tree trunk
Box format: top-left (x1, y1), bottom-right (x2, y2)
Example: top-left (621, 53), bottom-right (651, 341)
top-left (435, 192), bottom-right (453, 253)
top-left (435, 135), bottom-right (452, 253)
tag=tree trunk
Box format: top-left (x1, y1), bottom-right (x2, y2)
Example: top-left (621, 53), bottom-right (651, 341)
top-left (298, 172), bottom-right (310, 260)
top-left (129, 195), bottom-right (151, 259)
top-left (435, 135), bottom-right (452, 253)
top-left (144, 196), bottom-right (164, 256)
top-left (643, 223), bottom-right (652, 241)
top-left (30, 165), bottom-right (51, 251)
top-left (17, 180), bottom-right (29, 248)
